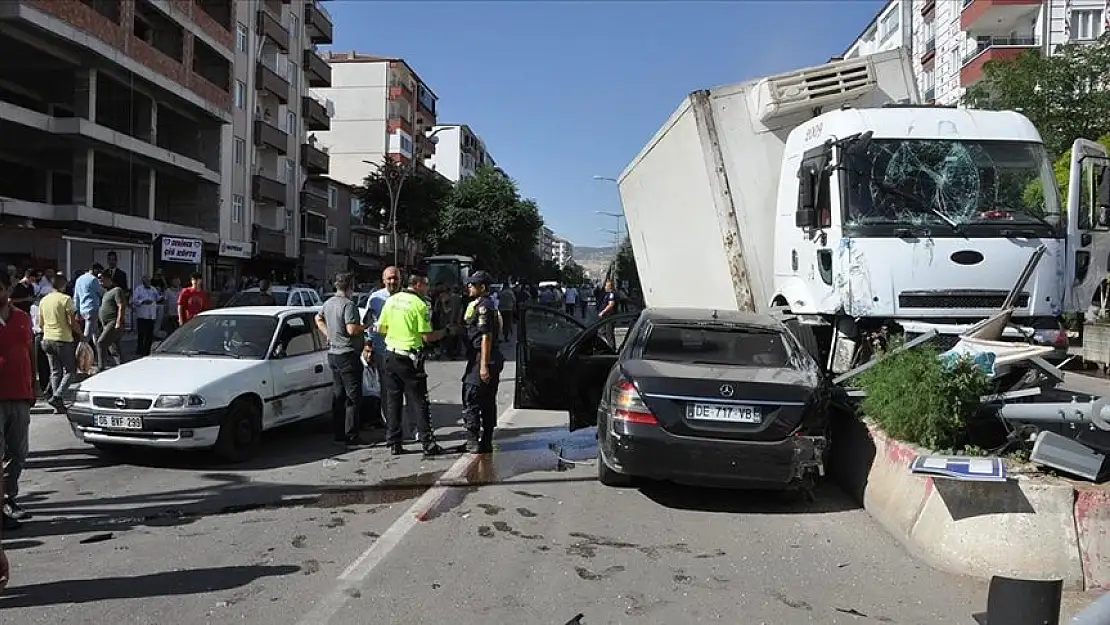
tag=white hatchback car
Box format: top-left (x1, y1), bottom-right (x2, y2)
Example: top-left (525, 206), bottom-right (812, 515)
top-left (67, 307), bottom-right (334, 461)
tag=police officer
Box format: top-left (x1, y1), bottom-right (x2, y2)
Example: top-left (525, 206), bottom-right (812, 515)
top-left (460, 271), bottom-right (504, 454)
top-left (378, 273), bottom-right (454, 457)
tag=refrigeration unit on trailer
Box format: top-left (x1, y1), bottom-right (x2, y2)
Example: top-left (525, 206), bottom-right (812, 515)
top-left (618, 48), bottom-right (1078, 372)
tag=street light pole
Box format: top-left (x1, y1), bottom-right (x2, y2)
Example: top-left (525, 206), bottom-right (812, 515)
top-left (362, 125), bottom-right (446, 268)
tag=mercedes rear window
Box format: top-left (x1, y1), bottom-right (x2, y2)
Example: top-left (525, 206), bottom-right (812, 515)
top-left (640, 324), bottom-right (792, 367)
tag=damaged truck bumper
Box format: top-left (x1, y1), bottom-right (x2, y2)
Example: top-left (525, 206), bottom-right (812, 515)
top-left (600, 422), bottom-right (827, 490)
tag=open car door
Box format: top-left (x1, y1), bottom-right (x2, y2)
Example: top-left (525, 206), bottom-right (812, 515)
top-left (559, 312), bottom-right (640, 431)
top-left (1065, 139), bottom-right (1110, 314)
top-left (515, 305), bottom-right (587, 410)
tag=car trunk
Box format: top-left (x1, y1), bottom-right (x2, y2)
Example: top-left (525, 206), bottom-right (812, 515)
top-left (621, 360), bottom-right (820, 442)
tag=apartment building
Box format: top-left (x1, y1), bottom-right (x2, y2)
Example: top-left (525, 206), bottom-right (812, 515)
top-left (214, 0), bottom-right (333, 287)
top-left (535, 226), bottom-right (555, 263)
top-left (0, 0), bottom-right (234, 284)
top-left (552, 237), bottom-right (574, 268)
top-left (425, 124), bottom-right (496, 183)
top-left (309, 52), bottom-right (439, 188)
top-left (844, 0), bottom-right (1108, 107)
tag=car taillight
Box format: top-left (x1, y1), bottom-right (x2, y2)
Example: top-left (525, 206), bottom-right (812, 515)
top-left (612, 379), bottom-right (658, 425)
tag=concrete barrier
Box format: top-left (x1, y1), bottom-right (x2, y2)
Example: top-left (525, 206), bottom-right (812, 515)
top-left (830, 417), bottom-right (1108, 591)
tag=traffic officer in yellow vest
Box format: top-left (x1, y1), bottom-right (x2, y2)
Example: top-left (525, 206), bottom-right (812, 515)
top-left (377, 273), bottom-right (455, 457)
top-left (461, 271), bottom-right (504, 454)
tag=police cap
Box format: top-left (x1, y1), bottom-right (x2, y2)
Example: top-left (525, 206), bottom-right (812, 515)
top-left (467, 270), bottom-right (493, 286)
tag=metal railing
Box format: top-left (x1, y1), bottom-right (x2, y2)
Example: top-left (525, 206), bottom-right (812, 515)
top-left (964, 36), bottom-right (1037, 64)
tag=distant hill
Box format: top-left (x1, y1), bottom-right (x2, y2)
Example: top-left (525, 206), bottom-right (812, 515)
top-left (573, 246), bottom-right (617, 279)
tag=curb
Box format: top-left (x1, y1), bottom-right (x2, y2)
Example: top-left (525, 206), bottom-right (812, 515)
top-left (830, 417), bottom-right (1107, 591)
top-left (411, 452), bottom-right (481, 522)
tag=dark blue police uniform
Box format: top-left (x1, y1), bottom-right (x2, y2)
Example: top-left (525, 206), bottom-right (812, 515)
top-left (461, 293), bottom-right (503, 452)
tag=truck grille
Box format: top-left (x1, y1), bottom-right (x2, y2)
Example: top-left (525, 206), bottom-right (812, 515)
top-left (898, 290), bottom-right (1029, 309)
top-left (92, 397), bottom-right (153, 410)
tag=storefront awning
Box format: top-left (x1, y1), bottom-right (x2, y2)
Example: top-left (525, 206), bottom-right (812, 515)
top-left (349, 254), bottom-right (382, 269)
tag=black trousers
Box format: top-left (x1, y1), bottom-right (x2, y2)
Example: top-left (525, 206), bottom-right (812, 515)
top-left (135, 318), bottom-right (155, 356)
top-left (461, 365), bottom-right (502, 445)
top-left (383, 352), bottom-right (433, 446)
top-left (328, 351), bottom-right (362, 440)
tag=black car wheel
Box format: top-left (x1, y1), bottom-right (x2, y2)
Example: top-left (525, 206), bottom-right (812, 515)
top-left (214, 398), bottom-right (262, 463)
top-left (597, 452), bottom-right (634, 487)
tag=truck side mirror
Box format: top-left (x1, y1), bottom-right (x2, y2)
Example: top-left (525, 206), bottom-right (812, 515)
top-left (1097, 165), bottom-right (1110, 211)
top-left (796, 168), bottom-right (817, 228)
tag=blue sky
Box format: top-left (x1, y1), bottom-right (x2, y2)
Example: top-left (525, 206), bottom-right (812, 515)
top-left (328, 0), bottom-right (885, 247)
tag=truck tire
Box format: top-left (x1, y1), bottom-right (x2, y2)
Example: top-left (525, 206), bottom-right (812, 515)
top-left (785, 318), bottom-right (822, 364)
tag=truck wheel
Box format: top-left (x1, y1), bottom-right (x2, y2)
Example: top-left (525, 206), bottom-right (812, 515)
top-left (214, 398), bottom-right (262, 463)
top-left (785, 318), bottom-right (822, 363)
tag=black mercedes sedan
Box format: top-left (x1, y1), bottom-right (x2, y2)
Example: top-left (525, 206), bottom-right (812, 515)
top-left (515, 306), bottom-right (833, 491)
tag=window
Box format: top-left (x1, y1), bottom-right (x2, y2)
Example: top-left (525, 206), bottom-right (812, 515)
top-left (641, 325), bottom-right (793, 368)
top-left (277, 316), bottom-right (316, 357)
top-left (1071, 10), bottom-right (1104, 41)
top-left (524, 308), bottom-right (583, 348)
top-left (879, 8), bottom-right (899, 42)
top-left (234, 80), bottom-right (246, 108)
top-left (155, 315), bottom-right (277, 360)
top-left (289, 14), bottom-right (299, 38)
top-left (301, 212), bottom-right (327, 241)
top-left (285, 209), bottom-right (294, 233)
top-left (328, 185), bottom-right (338, 208)
top-left (234, 137), bottom-right (246, 165)
top-left (231, 194), bottom-right (244, 224)
top-left (285, 157), bottom-right (295, 182)
top-left (236, 22), bottom-right (248, 51)
top-left (327, 226), bottom-right (338, 248)
top-left (286, 110), bottom-right (297, 134)
top-left (350, 196), bottom-right (362, 218)
top-left (287, 62), bottom-right (298, 92)
top-left (276, 160), bottom-right (287, 182)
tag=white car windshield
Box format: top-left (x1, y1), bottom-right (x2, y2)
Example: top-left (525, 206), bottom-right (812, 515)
top-left (155, 315), bottom-right (277, 359)
top-left (225, 291), bottom-right (291, 306)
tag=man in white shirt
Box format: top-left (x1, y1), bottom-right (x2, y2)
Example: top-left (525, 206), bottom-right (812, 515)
top-left (34, 270), bottom-right (54, 297)
top-left (131, 276), bottom-right (160, 357)
top-left (563, 285), bottom-right (579, 317)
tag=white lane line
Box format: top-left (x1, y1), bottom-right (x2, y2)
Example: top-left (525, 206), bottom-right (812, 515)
top-left (294, 406), bottom-right (518, 625)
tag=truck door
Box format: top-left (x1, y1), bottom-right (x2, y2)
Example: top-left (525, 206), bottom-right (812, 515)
top-left (1064, 139), bottom-right (1110, 315)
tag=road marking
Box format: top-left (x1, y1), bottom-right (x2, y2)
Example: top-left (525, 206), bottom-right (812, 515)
top-left (294, 406), bottom-right (519, 625)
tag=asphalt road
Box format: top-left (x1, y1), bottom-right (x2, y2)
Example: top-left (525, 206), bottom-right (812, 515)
top-left (1, 356), bottom-right (1098, 624)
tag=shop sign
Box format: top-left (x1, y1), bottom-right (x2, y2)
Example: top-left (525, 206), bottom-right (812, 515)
top-left (161, 236), bottom-right (203, 264)
top-left (219, 239), bottom-right (252, 259)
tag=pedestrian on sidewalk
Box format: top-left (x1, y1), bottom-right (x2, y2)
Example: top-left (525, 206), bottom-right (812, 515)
top-left (563, 284), bottom-right (579, 317)
top-left (315, 272), bottom-right (367, 446)
top-left (177, 272), bottom-right (210, 325)
top-left (96, 273), bottom-right (126, 370)
top-left (131, 276), bottom-right (160, 357)
top-left (378, 273), bottom-right (455, 458)
top-left (162, 277), bottom-right (181, 335)
top-left (363, 266), bottom-right (403, 434)
top-left (73, 263), bottom-right (103, 362)
top-left (0, 271), bottom-right (33, 531)
top-left (38, 274), bottom-right (79, 415)
top-left (461, 271), bottom-right (504, 454)
top-left (498, 284), bottom-right (516, 343)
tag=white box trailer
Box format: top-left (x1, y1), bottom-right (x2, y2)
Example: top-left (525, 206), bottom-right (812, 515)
top-left (618, 49), bottom-right (1081, 371)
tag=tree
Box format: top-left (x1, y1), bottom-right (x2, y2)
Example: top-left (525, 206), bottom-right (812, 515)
top-left (356, 157), bottom-right (453, 247)
top-left (431, 165), bottom-right (544, 278)
top-left (963, 33), bottom-right (1110, 159)
top-left (607, 236), bottom-right (640, 293)
top-left (1023, 134), bottom-right (1110, 208)
top-left (536, 260), bottom-right (561, 282)
top-left (560, 261), bottom-right (588, 285)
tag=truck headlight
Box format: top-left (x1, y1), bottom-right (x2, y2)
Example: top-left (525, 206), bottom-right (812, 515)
top-left (74, 391), bottom-right (90, 404)
top-left (154, 395), bottom-right (205, 409)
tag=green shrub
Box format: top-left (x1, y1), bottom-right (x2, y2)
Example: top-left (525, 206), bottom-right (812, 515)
top-left (855, 342), bottom-right (990, 450)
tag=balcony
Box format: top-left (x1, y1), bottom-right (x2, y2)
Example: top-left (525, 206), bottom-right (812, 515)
top-left (961, 0), bottom-right (1042, 33)
top-left (961, 37), bottom-right (1039, 85)
top-left (389, 83), bottom-right (414, 101)
top-left (301, 212), bottom-right (328, 243)
top-left (256, 63), bottom-right (290, 103)
top-left (921, 0), bottom-right (936, 17)
top-left (301, 143), bottom-right (329, 175)
top-left (254, 119), bottom-right (289, 154)
top-left (253, 224), bottom-right (287, 256)
top-left (921, 37), bottom-right (936, 64)
top-left (304, 49), bottom-right (332, 88)
top-left (256, 7), bottom-right (289, 51)
top-left (252, 174), bottom-right (287, 205)
top-left (302, 96), bottom-right (330, 131)
top-left (300, 187), bottom-right (329, 213)
top-left (305, 1), bottom-right (334, 45)
top-left (387, 117), bottom-right (413, 135)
